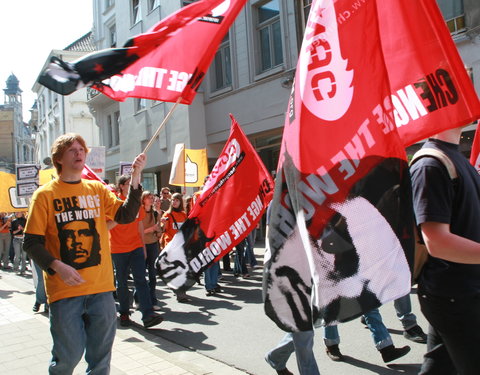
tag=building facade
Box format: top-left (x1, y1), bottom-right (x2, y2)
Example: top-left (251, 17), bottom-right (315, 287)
top-left (89, 0), bottom-right (479, 190)
top-left (32, 32), bottom-right (101, 169)
top-left (0, 74), bottom-right (35, 173)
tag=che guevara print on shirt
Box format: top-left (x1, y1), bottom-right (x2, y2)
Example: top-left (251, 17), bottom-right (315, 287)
top-left (54, 197), bottom-right (102, 270)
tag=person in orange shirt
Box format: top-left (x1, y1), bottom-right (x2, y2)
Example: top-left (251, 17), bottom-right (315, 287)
top-left (108, 175), bottom-right (164, 328)
top-left (0, 212), bottom-right (12, 269)
top-left (160, 192), bottom-right (190, 302)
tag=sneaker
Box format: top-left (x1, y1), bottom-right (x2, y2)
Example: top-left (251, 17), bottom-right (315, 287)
top-left (143, 313), bottom-right (164, 329)
top-left (206, 289), bottom-right (215, 296)
top-left (325, 344), bottom-right (344, 361)
top-left (380, 345), bottom-right (411, 363)
top-left (152, 305), bottom-right (162, 311)
top-left (360, 315), bottom-right (367, 326)
top-left (214, 285), bottom-right (222, 293)
top-left (32, 302), bottom-right (41, 312)
top-left (119, 313), bottom-right (131, 327)
top-left (403, 325), bottom-right (427, 344)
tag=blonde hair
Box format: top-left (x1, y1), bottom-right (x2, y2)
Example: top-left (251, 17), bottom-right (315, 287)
top-left (51, 133), bottom-right (89, 174)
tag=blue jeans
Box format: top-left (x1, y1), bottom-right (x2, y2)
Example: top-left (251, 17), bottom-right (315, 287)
top-left (13, 236), bottom-right (27, 272)
top-left (32, 260), bottom-right (47, 304)
top-left (245, 230), bottom-right (258, 267)
top-left (364, 308), bottom-right (392, 349)
top-left (323, 325), bottom-right (340, 346)
top-left (145, 242), bottom-right (159, 306)
top-left (112, 247), bottom-right (153, 320)
top-left (204, 262), bottom-right (220, 290)
top-left (394, 293), bottom-right (417, 330)
top-left (49, 292), bottom-right (116, 375)
top-left (265, 331), bottom-right (320, 375)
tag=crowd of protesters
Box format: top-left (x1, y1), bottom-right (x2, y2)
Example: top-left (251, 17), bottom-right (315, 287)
top-left (2, 126), bottom-right (477, 375)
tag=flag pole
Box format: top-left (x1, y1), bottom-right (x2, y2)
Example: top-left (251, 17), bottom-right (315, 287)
top-left (142, 96), bottom-right (183, 154)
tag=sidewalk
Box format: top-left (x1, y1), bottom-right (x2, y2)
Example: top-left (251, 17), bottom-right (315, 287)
top-left (0, 270), bottom-right (249, 375)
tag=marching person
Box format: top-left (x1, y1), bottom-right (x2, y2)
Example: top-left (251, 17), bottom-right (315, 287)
top-left (23, 133), bottom-right (158, 374)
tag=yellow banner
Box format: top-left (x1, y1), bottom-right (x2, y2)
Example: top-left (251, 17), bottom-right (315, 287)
top-left (169, 145), bottom-right (208, 187)
top-left (0, 169), bottom-right (57, 212)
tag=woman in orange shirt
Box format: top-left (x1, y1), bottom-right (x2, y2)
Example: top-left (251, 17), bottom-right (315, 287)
top-left (160, 193), bottom-right (187, 247)
top-left (160, 193), bottom-right (190, 303)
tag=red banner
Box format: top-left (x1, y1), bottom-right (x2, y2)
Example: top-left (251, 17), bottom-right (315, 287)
top-left (96, 0), bottom-right (247, 104)
top-left (471, 125), bottom-right (480, 174)
top-left (81, 164), bottom-right (114, 192)
top-left (378, 1), bottom-right (480, 146)
top-left (157, 115), bottom-right (274, 291)
top-left (264, 0), bottom-right (476, 333)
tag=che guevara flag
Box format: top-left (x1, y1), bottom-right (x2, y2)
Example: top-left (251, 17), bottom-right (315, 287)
top-left (263, 0), bottom-right (480, 333)
top-left (157, 115), bottom-right (274, 292)
top-left (38, 0), bottom-right (247, 105)
top-left (471, 125), bottom-right (480, 174)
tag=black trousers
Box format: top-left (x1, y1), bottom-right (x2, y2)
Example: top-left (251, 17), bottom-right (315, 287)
top-left (418, 289), bottom-right (480, 375)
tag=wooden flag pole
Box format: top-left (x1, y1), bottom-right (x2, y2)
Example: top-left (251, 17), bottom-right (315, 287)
top-left (142, 96), bottom-right (183, 154)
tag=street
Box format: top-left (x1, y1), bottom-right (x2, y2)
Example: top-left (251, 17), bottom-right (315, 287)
top-left (0, 244), bottom-right (428, 375)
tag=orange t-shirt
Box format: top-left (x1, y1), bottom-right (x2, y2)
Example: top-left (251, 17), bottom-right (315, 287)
top-left (109, 194), bottom-right (145, 253)
top-left (161, 210), bottom-right (187, 246)
top-left (24, 179), bottom-right (123, 303)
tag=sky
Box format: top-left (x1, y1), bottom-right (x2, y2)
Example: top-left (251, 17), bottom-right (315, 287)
top-left (0, 1), bottom-right (93, 121)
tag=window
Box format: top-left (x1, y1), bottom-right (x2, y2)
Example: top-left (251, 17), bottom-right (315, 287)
top-left (131, 0), bottom-right (141, 25)
top-left (149, 0), bottom-right (159, 11)
top-left (212, 33), bottom-right (232, 91)
top-left (113, 111), bottom-right (120, 146)
top-left (109, 24), bottom-right (116, 48)
top-left (437, 0), bottom-right (465, 34)
top-left (297, 0), bottom-right (312, 32)
top-left (182, 0), bottom-right (197, 6)
top-left (256, 0), bottom-right (283, 73)
top-left (105, 0), bottom-right (114, 10)
top-left (135, 98), bottom-right (147, 112)
top-left (107, 112), bottom-right (120, 148)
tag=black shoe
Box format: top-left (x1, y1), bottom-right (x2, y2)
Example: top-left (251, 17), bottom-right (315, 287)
top-left (214, 285), bottom-right (222, 293)
top-left (360, 315), bottom-right (367, 326)
top-left (32, 302), bottom-right (41, 312)
top-left (380, 345), bottom-right (411, 363)
top-left (143, 313), bottom-right (164, 329)
top-left (119, 313), bottom-right (131, 327)
top-left (325, 344), bottom-right (344, 361)
top-left (403, 325), bottom-right (427, 344)
top-left (276, 369), bottom-right (294, 375)
top-left (206, 289), bottom-right (215, 296)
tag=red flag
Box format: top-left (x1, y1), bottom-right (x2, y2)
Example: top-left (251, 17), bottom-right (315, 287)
top-left (378, 1), bottom-right (480, 146)
top-left (38, 0), bottom-right (247, 104)
top-left (157, 115), bottom-right (274, 291)
top-left (470, 125), bottom-right (480, 174)
top-left (264, 0), bottom-right (416, 332)
top-left (81, 164), bottom-right (114, 192)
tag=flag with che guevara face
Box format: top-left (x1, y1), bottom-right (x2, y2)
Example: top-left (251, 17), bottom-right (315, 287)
top-left (263, 0), bottom-right (480, 333)
top-left (157, 115), bottom-right (274, 292)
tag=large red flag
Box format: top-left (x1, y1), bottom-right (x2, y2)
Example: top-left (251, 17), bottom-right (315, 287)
top-left (378, 1), bottom-right (480, 146)
top-left (38, 0), bottom-right (247, 105)
top-left (264, 0), bottom-right (449, 333)
top-left (157, 115), bottom-right (274, 291)
top-left (470, 125), bottom-right (480, 174)
top-left (81, 164), bottom-right (114, 192)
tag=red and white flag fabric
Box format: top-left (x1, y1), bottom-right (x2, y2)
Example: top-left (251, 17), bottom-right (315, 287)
top-left (263, 0), bottom-right (479, 333)
top-left (38, 0), bottom-right (247, 104)
top-left (157, 115), bottom-right (274, 291)
top-left (81, 164), bottom-right (114, 192)
top-left (470, 125), bottom-right (480, 174)
top-left (378, 1), bottom-right (480, 146)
